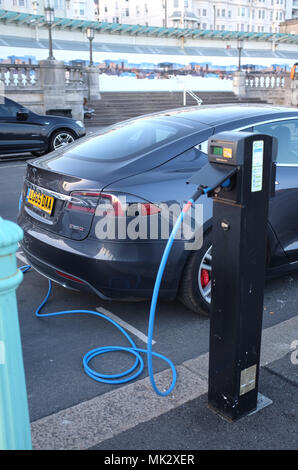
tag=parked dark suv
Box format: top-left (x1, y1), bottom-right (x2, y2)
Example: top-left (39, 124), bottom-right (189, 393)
top-left (0, 96), bottom-right (86, 156)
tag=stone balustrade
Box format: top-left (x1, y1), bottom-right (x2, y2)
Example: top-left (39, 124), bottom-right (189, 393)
top-left (0, 60), bottom-right (100, 120)
top-left (64, 65), bottom-right (87, 88)
top-left (233, 70), bottom-right (296, 107)
top-left (245, 73), bottom-right (286, 90)
top-left (0, 64), bottom-right (40, 89)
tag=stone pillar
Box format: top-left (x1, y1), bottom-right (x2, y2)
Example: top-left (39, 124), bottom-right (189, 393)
top-left (233, 71), bottom-right (246, 98)
top-left (39, 60), bottom-right (86, 120)
top-left (86, 66), bottom-right (101, 102)
top-left (39, 59), bottom-right (67, 114)
top-left (283, 74), bottom-right (293, 107)
top-left (290, 77), bottom-right (298, 108)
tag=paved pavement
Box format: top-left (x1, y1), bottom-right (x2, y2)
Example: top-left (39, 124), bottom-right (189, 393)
top-left (0, 156), bottom-right (297, 453)
top-left (29, 315), bottom-right (298, 450)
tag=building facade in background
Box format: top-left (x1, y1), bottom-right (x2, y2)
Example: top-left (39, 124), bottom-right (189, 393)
top-left (0, 0), bottom-right (95, 20)
top-left (280, 17), bottom-right (298, 33)
top-left (292, 0), bottom-right (298, 19)
top-left (0, 0), bottom-right (294, 32)
top-left (96, 0), bottom-right (293, 33)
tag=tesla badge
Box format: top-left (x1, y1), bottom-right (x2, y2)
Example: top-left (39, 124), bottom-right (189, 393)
top-left (69, 224), bottom-right (85, 232)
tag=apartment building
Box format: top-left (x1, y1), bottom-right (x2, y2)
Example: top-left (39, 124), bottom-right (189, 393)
top-left (292, 0), bottom-right (298, 18)
top-left (96, 0), bottom-right (293, 33)
top-left (0, 0), bottom-right (293, 32)
top-left (0, 0), bottom-right (96, 20)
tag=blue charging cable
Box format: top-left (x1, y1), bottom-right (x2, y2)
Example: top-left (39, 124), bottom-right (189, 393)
top-left (19, 186), bottom-right (212, 396)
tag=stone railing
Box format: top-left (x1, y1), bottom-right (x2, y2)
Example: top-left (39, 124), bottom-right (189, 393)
top-left (65, 65), bottom-right (87, 88)
top-left (0, 64), bottom-right (40, 89)
top-left (245, 72), bottom-right (287, 90)
top-left (0, 63), bottom-right (88, 90)
top-left (233, 71), bottom-right (295, 107)
top-left (0, 61), bottom-right (100, 120)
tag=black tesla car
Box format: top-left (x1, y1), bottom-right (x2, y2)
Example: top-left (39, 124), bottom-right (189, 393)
top-left (17, 105), bottom-right (298, 315)
top-left (0, 97), bottom-right (86, 156)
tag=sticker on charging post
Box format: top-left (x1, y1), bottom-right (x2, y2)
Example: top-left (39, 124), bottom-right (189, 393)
top-left (240, 364), bottom-right (257, 395)
top-left (223, 147), bottom-right (233, 159)
top-left (251, 140), bottom-right (264, 192)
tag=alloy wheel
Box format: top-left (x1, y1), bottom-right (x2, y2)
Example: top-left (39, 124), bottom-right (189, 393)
top-left (53, 132), bottom-right (75, 150)
top-left (198, 245), bottom-right (212, 304)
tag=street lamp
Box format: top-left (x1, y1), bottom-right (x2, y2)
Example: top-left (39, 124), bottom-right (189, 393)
top-left (87, 27), bottom-right (95, 66)
top-left (44, 4), bottom-right (55, 60)
top-left (237, 39), bottom-right (244, 71)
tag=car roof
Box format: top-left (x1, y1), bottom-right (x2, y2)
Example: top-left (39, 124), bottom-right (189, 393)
top-left (146, 104), bottom-right (298, 127)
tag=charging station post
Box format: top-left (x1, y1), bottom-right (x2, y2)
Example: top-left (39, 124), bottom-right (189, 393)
top-left (207, 132), bottom-right (276, 420)
top-left (190, 131), bottom-right (277, 420)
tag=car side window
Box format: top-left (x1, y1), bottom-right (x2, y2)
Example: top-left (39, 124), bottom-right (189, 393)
top-left (253, 119), bottom-right (298, 164)
top-left (0, 98), bottom-right (20, 117)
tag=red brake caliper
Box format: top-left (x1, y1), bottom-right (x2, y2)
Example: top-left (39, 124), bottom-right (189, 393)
top-left (201, 269), bottom-right (210, 289)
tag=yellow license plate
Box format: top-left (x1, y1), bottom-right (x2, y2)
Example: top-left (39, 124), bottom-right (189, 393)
top-left (26, 188), bottom-right (54, 215)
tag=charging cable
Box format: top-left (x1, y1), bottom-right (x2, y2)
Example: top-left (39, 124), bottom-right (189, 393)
top-left (19, 185), bottom-right (213, 396)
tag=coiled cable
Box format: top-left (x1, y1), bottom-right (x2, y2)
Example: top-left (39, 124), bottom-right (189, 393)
top-left (20, 189), bottom-right (207, 396)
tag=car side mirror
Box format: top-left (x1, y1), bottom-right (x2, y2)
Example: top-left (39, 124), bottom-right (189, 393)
top-left (16, 108), bottom-right (29, 121)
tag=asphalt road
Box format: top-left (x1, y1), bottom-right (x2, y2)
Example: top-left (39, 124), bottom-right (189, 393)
top-left (0, 157), bottom-right (297, 450)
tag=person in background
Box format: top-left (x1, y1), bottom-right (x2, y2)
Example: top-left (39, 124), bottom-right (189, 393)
top-left (83, 97), bottom-right (95, 119)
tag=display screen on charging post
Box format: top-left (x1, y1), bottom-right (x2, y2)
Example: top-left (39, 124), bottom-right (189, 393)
top-left (211, 146), bottom-right (233, 160)
top-left (211, 146), bottom-right (223, 156)
top-left (209, 141), bottom-right (236, 164)
top-left (188, 131), bottom-right (277, 203)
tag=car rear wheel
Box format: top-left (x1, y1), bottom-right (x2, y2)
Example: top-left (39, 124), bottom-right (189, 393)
top-left (179, 231), bottom-right (212, 316)
top-left (50, 130), bottom-right (75, 151)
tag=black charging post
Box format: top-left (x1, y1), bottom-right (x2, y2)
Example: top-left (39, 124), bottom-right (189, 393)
top-left (191, 131), bottom-right (277, 421)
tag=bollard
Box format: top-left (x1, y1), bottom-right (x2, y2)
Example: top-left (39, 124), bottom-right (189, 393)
top-left (0, 217), bottom-right (32, 450)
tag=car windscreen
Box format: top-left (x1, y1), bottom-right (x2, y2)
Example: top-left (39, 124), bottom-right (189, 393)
top-left (64, 117), bottom-right (201, 163)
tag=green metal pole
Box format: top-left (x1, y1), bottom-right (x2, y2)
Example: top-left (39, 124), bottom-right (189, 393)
top-left (0, 217), bottom-right (32, 450)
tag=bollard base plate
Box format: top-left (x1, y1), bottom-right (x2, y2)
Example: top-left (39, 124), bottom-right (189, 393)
top-left (248, 393), bottom-right (273, 417)
top-left (208, 393), bottom-right (273, 422)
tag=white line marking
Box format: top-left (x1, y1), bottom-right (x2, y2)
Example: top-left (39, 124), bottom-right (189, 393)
top-left (96, 306), bottom-right (156, 345)
top-left (0, 164), bottom-right (27, 169)
top-left (16, 251), bottom-right (28, 265)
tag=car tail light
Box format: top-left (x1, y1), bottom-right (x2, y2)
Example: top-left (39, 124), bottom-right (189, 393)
top-left (67, 191), bottom-right (160, 218)
top-left (66, 191), bottom-right (100, 214)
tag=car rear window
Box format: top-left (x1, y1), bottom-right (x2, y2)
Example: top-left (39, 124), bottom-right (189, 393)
top-left (64, 117), bottom-right (198, 162)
